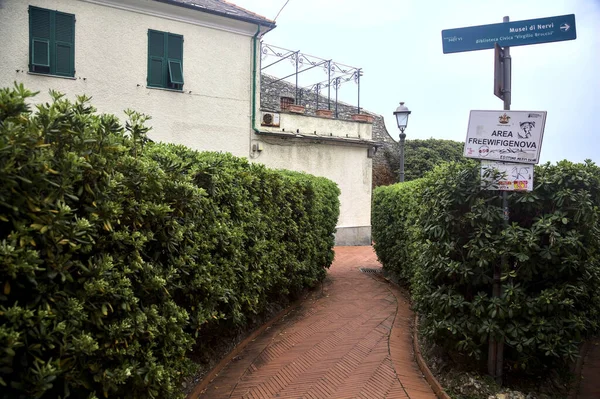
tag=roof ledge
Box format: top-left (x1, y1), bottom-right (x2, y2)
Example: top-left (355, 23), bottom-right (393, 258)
top-left (254, 130), bottom-right (382, 148)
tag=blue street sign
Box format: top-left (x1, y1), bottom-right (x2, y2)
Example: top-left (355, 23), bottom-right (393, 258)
top-left (442, 14), bottom-right (576, 54)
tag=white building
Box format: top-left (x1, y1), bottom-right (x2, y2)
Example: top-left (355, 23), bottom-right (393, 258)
top-left (0, 0), bottom-right (376, 245)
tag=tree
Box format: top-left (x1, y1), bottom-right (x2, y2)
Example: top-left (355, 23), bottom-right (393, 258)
top-left (380, 138), bottom-right (465, 183)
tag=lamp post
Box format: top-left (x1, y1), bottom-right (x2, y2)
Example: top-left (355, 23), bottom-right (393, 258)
top-left (393, 102), bottom-right (411, 182)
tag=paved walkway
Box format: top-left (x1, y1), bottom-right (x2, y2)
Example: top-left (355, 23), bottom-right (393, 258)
top-left (194, 246), bottom-right (436, 399)
top-left (576, 337), bottom-right (600, 399)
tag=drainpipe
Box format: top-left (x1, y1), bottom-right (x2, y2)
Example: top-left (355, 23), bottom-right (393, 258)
top-left (251, 25), bottom-right (261, 134)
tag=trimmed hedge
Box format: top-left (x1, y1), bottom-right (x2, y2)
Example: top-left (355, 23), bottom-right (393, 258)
top-left (0, 84), bottom-right (340, 399)
top-left (372, 179), bottom-right (424, 282)
top-left (372, 160), bottom-right (600, 371)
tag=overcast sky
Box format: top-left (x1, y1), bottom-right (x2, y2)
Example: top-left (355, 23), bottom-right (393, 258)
top-left (236, 0), bottom-right (600, 164)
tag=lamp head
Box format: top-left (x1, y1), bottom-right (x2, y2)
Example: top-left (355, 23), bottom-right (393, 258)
top-left (393, 102), bottom-right (411, 131)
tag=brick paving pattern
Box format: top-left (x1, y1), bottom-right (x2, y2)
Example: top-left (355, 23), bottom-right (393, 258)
top-left (196, 246), bottom-right (436, 399)
top-left (577, 337), bottom-right (600, 399)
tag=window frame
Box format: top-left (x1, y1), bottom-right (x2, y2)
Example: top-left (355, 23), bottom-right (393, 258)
top-left (31, 38), bottom-right (51, 68)
top-left (168, 60), bottom-right (184, 85)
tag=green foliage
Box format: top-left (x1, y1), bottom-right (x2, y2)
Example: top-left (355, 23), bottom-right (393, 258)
top-left (382, 138), bottom-right (465, 182)
top-left (0, 84), bottom-right (340, 398)
top-left (372, 179), bottom-right (424, 281)
top-left (372, 160), bottom-right (600, 372)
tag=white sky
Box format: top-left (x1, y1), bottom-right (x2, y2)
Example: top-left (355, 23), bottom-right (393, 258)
top-left (235, 0), bottom-right (600, 164)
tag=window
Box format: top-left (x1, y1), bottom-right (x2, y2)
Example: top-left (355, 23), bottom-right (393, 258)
top-left (280, 96), bottom-right (295, 111)
top-left (147, 30), bottom-right (184, 90)
top-left (29, 6), bottom-right (75, 77)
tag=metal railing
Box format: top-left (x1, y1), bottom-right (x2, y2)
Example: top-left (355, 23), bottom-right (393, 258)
top-left (261, 43), bottom-right (363, 118)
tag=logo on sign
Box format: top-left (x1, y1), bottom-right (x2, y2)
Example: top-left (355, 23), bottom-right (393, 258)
top-left (499, 113), bottom-right (511, 124)
top-left (518, 121), bottom-right (535, 139)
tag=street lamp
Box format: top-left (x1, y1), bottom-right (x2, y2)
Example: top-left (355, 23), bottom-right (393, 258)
top-left (393, 102), bottom-right (411, 182)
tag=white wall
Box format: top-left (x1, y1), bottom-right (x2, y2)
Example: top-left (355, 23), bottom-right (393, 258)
top-left (0, 0), bottom-right (258, 157)
top-left (253, 113), bottom-right (374, 237)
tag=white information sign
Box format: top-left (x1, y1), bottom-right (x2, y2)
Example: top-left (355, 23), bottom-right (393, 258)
top-left (464, 110), bottom-right (547, 164)
top-left (481, 161), bottom-right (534, 192)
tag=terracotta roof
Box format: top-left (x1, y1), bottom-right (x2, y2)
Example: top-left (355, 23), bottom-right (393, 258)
top-left (156, 0), bottom-right (276, 28)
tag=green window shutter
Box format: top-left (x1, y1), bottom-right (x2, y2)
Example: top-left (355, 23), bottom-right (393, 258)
top-left (149, 58), bottom-right (164, 86)
top-left (29, 7), bottom-right (51, 71)
top-left (30, 7), bottom-right (51, 38)
top-left (148, 30), bottom-right (166, 87)
top-left (147, 30), bottom-right (184, 89)
top-left (55, 43), bottom-right (73, 76)
top-left (54, 12), bottom-right (75, 76)
top-left (148, 30), bottom-right (165, 58)
top-left (29, 7), bottom-right (75, 76)
top-left (167, 34), bottom-right (183, 60)
top-left (167, 34), bottom-right (184, 88)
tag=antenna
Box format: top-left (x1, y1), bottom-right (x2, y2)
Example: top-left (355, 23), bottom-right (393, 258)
top-left (273, 0), bottom-right (291, 22)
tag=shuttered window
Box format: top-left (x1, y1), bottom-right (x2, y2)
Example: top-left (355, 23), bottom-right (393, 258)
top-left (147, 30), bottom-right (184, 90)
top-left (29, 6), bottom-right (75, 77)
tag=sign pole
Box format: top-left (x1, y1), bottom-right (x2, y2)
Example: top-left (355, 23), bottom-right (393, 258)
top-left (488, 15), bottom-right (512, 385)
top-left (502, 15), bottom-right (512, 110)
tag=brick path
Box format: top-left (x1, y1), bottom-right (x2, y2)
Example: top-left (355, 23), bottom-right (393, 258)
top-left (194, 246), bottom-right (436, 399)
top-left (577, 337), bottom-right (600, 399)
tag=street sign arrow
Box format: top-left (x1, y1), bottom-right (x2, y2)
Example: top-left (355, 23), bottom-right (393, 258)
top-left (560, 23), bottom-right (570, 32)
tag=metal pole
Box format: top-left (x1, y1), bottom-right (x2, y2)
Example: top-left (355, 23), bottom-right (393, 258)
top-left (328, 61), bottom-right (332, 110)
top-left (335, 77), bottom-right (339, 118)
top-left (295, 52), bottom-right (299, 103)
top-left (399, 129), bottom-right (406, 182)
top-left (357, 69), bottom-right (361, 114)
top-left (489, 15), bottom-right (511, 386)
top-left (503, 16), bottom-right (512, 111)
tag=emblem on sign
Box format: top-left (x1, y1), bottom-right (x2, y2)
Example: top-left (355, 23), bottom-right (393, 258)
top-left (518, 122), bottom-right (535, 139)
top-left (499, 113), bottom-right (511, 124)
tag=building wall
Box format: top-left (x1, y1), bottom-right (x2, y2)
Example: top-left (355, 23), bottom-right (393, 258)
top-left (0, 0), bottom-right (259, 157)
top-left (253, 112), bottom-right (374, 245)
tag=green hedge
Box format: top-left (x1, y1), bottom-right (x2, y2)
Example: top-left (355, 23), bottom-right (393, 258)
top-left (372, 160), bottom-right (600, 371)
top-left (0, 85), bottom-right (340, 399)
top-left (372, 179), bottom-right (424, 282)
